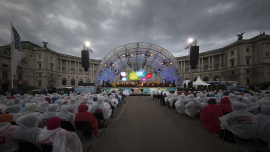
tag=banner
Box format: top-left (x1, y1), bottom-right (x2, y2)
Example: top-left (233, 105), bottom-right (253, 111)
top-left (12, 25), bottom-right (22, 78)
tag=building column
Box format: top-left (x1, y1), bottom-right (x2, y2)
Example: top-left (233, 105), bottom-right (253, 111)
top-left (219, 54), bottom-right (222, 69)
top-left (183, 61), bottom-right (185, 73)
top-left (65, 60), bottom-right (68, 73)
top-left (208, 57), bottom-right (211, 70)
top-left (212, 56), bottom-right (214, 70)
top-left (181, 61), bottom-right (182, 69)
top-left (60, 59), bottom-right (62, 72)
top-left (201, 58), bottom-right (204, 71)
top-left (198, 58), bottom-right (200, 71)
top-left (67, 60), bottom-right (70, 73)
top-left (75, 61), bottom-right (77, 73)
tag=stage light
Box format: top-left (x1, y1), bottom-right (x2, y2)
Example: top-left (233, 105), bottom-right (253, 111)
top-left (170, 62), bottom-right (172, 65)
top-left (85, 41), bottom-right (90, 47)
top-left (142, 78), bottom-right (147, 82)
top-left (146, 73), bottom-right (152, 79)
top-left (136, 71), bottom-right (146, 77)
top-left (161, 62), bottom-right (163, 65)
top-left (161, 67), bottom-right (164, 70)
top-left (130, 54), bottom-right (133, 56)
top-left (104, 64), bottom-right (107, 66)
top-left (122, 77), bottom-right (127, 81)
top-left (120, 72), bottom-right (126, 76)
top-left (142, 54), bottom-right (144, 56)
top-left (188, 38), bottom-right (194, 43)
top-left (123, 54), bottom-right (125, 57)
top-left (128, 71), bottom-right (139, 80)
top-left (151, 53), bottom-right (153, 56)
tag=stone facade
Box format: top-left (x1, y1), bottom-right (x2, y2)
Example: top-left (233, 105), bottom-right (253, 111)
top-left (176, 33), bottom-right (270, 85)
top-left (0, 33), bottom-right (269, 90)
top-left (0, 41), bottom-right (101, 90)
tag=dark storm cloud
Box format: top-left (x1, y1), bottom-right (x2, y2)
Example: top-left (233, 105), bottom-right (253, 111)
top-left (0, 0), bottom-right (269, 59)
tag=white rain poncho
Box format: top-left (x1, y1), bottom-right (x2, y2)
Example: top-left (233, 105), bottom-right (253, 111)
top-left (0, 122), bottom-right (19, 152)
top-left (13, 113), bottom-right (42, 150)
top-left (0, 99), bottom-right (8, 114)
top-left (185, 96), bottom-right (201, 116)
top-left (56, 105), bottom-right (75, 124)
top-left (39, 104), bottom-right (58, 127)
top-left (68, 98), bottom-right (78, 114)
top-left (90, 97), bottom-right (111, 119)
top-left (22, 103), bottom-right (41, 116)
top-left (14, 98), bottom-right (21, 104)
top-left (79, 99), bottom-right (88, 105)
top-left (216, 97), bottom-right (221, 104)
top-left (257, 99), bottom-right (270, 106)
top-left (86, 100), bottom-right (94, 111)
top-left (168, 94), bottom-right (179, 107)
top-left (7, 105), bottom-right (22, 121)
top-left (219, 102), bottom-right (258, 139)
top-left (111, 98), bottom-right (118, 107)
top-left (250, 96), bottom-right (258, 106)
top-left (238, 98), bottom-right (252, 111)
top-left (200, 98), bottom-right (209, 110)
top-left (228, 93), bottom-right (236, 103)
top-left (54, 100), bottom-right (62, 112)
top-left (7, 100), bottom-right (15, 106)
top-left (165, 94), bottom-right (172, 103)
top-left (36, 127), bottom-right (82, 152)
top-left (39, 101), bottom-right (49, 113)
top-left (256, 105), bottom-right (270, 148)
top-left (175, 94), bottom-right (189, 114)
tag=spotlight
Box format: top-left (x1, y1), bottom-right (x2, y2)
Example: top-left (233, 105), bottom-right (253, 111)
top-left (151, 53), bottom-right (153, 56)
top-left (188, 38), bottom-right (194, 43)
top-left (142, 54), bottom-right (144, 56)
top-left (170, 62), bottom-right (172, 65)
top-left (161, 62), bottom-right (163, 65)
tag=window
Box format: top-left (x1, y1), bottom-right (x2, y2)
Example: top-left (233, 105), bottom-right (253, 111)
top-left (247, 70), bottom-right (249, 74)
top-left (71, 78), bottom-right (75, 85)
top-left (79, 79), bottom-right (83, 83)
top-left (51, 74), bottom-right (53, 77)
top-left (51, 56), bottom-right (53, 60)
top-left (18, 67), bottom-right (23, 70)
top-left (247, 79), bottom-right (250, 85)
top-left (231, 60), bottom-right (234, 67)
top-left (51, 65), bottom-right (53, 70)
top-left (246, 59), bottom-right (249, 64)
top-left (2, 64), bottom-right (8, 67)
top-left (3, 51), bottom-right (7, 54)
top-left (246, 48), bottom-right (249, 52)
top-left (18, 73), bottom-right (22, 80)
top-left (39, 55), bottom-right (41, 58)
top-left (62, 78), bottom-right (67, 85)
top-left (3, 71), bottom-right (8, 79)
top-left (39, 82), bottom-right (41, 86)
top-left (203, 76), bottom-right (208, 81)
top-left (39, 73), bottom-right (41, 77)
top-left (39, 64), bottom-right (41, 69)
top-left (30, 55), bottom-right (32, 57)
top-left (231, 51), bottom-right (234, 56)
top-left (232, 71), bottom-right (234, 75)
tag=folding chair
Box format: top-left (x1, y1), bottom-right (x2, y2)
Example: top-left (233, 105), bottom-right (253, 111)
top-left (40, 143), bottom-right (53, 152)
top-left (75, 121), bottom-right (93, 152)
top-left (60, 121), bottom-right (75, 132)
top-left (15, 140), bottom-right (42, 152)
top-left (94, 110), bottom-right (107, 138)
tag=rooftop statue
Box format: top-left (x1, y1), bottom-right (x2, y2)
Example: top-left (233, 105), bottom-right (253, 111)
top-left (237, 32), bottom-right (245, 41)
top-left (42, 41), bottom-right (48, 48)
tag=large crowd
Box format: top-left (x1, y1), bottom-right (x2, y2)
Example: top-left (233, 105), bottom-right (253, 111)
top-left (0, 92), bottom-right (125, 152)
top-left (152, 90), bottom-right (270, 150)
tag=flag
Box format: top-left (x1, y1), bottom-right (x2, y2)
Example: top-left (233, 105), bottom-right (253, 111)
top-left (12, 25), bottom-right (22, 78)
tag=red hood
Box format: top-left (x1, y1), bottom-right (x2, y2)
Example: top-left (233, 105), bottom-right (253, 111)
top-left (45, 97), bottom-right (51, 103)
top-left (78, 104), bottom-right (88, 112)
top-left (220, 97), bottom-right (230, 104)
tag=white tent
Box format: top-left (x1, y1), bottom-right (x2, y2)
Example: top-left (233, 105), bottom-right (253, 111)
top-left (193, 76), bottom-right (210, 86)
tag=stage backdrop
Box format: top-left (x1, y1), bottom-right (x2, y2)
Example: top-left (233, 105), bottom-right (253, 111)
top-left (104, 87), bottom-right (176, 94)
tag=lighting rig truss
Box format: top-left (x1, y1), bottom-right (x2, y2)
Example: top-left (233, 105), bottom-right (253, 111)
top-left (123, 51), bottom-right (133, 58)
top-left (161, 60), bottom-right (173, 67)
top-left (141, 50), bottom-right (153, 57)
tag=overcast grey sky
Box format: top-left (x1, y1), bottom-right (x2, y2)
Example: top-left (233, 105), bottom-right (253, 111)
top-left (0, 0), bottom-right (269, 59)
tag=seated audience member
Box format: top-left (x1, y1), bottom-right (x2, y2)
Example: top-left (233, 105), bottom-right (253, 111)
top-left (13, 113), bottom-right (42, 150)
top-left (74, 104), bottom-right (98, 137)
top-left (218, 97), bottom-right (233, 115)
top-left (185, 95), bottom-right (201, 117)
top-left (0, 114), bottom-right (19, 152)
top-left (6, 105), bottom-right (22, 121)
top-left (39, 104), bottom-right (58, 127)
top-left (39, 101), bottom-right (49, 114)
top-left (36, 117), bottom-right (83, 152)
top-left (22, 103), bottom-right (41, 116)
top-left (175, 94), bottom-right (189, 114)
top-left (56, 105), bottom-right (75, 124)
top-left (45, 97), bottom-right (51, 104)
top-left (200, 99), bottom-right (224, 134)
top-left (256, 105), bottom-right (270, 150)
top-left (219, 102), bottom-right (258, 139)
top-left (68, 98), bottom-right (78, 114)
top-left (0, 99), bottom-right (8, 114)
top-left (18, 98), bottom-right (29, 113)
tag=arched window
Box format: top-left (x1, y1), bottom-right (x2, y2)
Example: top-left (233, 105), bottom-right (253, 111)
top-left (71, 78), bottom-right (75, 85)
top-left (246, 58), bottom-right (249, 64)
top-left (62, 78), bottom-right (66, 85)
top-left (247, 79), bottom-right (250, 85)
top-left (79, 79), bottom-right (83, 83)
top-left (203, 76), bottom-right (208, 81)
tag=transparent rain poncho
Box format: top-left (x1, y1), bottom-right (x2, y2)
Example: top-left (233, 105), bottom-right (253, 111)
top-left (0, 99), bottom-right (8, 114)
top-left (90, 97), bottom-right (111, 119)
top-left (7, 105), bottom-right (22, 121)
top-left (56, 105), bottom-right (75, 124)
top-left (22, 103), bottom-right (40, 116)
top-left (185, 95), bottom-right (201, 116)
top-left (39, 104), bottom-right (58, 127)
top-left (219, 102), bottom-right (258, 139)
top-left (175, 94), bottom-right (189, 114)
top-left (68, 98), bottom-right (78, 114)
top-left (39, 101), bottom-right (49, 113)
top-left (13, 113), bottom-right (42, 150)
top-left (256, 105), bottom-right (270, 149)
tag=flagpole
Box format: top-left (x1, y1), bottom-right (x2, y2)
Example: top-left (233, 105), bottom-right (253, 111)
top-left (11, 22), bottom-right (13, 89)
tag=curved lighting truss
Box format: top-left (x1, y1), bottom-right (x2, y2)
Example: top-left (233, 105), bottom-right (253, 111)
top-left (95, 42), bottom-right (183, 85)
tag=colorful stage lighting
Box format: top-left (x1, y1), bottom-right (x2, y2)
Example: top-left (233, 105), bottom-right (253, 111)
top-left (146, 73), bottom-right (152, 79)
top-left (122, 77), bottom-right (127, 81)
top-left (135, 71), bottom-right (146, 77)
top-left (120, 72), bottom-right (126, 76)
top-left (128, 72), bottom-right (139, 80)
top-left (142, 78), bottom-right (147, 82)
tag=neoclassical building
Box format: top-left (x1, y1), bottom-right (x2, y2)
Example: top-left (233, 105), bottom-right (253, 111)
top-left (0, 33), bottom-right (269, 90)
